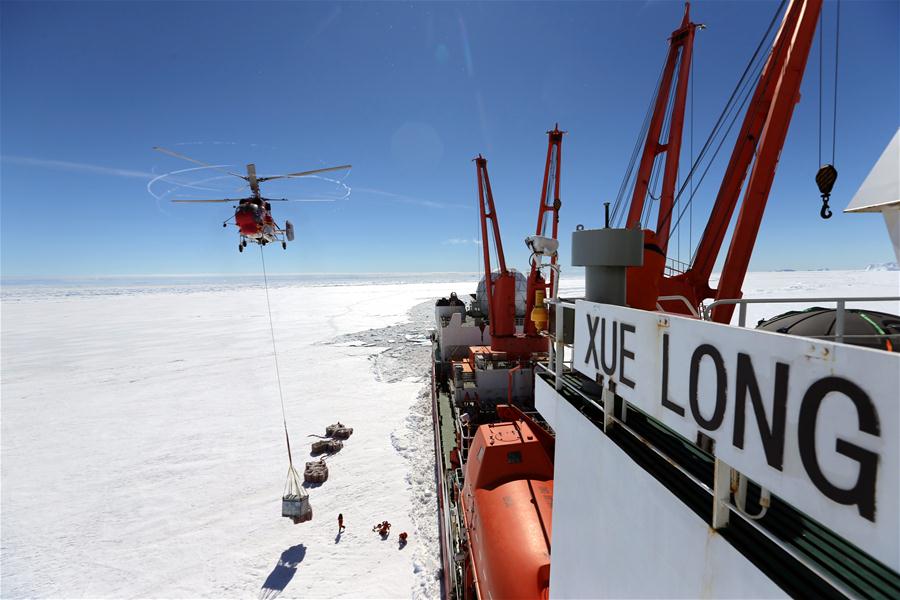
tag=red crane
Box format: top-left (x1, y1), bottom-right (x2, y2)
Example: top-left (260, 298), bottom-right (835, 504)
top-left (624, 0), bottom-right (824, 323)
top-left (524, 125), bottom-right (565, 336)
top-left (474, 127), bottom-right (563, 356)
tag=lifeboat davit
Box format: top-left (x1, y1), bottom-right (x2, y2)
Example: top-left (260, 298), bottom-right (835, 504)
top-left (460, 416), bottom-right (553, 599)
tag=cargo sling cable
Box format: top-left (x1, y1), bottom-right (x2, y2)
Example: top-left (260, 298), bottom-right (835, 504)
top-left (259, 245), bottom-right (308, 520)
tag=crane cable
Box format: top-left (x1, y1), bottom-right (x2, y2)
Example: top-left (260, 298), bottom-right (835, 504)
top-left (818, 3), bottom-right (840, 167)
top-left (657, 0), bottom-right (786, 250)
top-left (832, 0), bottom-right (841, 166)
top-left (259, 244), bottom-right (295, 469)
top-left (816, 0), bottom-right (841, 219)
top-left (610, 52), bottom-right (668, 228)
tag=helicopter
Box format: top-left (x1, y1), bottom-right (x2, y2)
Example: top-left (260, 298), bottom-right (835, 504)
top-left (153, 146), bottom-right (350, 252)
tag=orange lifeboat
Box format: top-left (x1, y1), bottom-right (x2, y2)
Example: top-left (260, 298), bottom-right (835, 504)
top-left (460, 417), bottom-right (553, 599)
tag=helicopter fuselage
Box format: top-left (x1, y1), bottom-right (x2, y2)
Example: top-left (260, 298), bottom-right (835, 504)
top-left (235, 200), bottom-right (276, 241)
top-left (233, 198), bottom-right (293, 251)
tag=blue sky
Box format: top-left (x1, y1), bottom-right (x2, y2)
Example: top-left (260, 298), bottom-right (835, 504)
top-left (1, 0), bottom-right (897, 277)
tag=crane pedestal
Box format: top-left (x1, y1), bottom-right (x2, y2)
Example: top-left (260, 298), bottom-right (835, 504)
top-left (571, 228), bottom-right (643, 306)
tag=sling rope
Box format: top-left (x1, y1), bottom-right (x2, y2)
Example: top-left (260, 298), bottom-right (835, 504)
top-left (259, 245), bottom-right (294, 469)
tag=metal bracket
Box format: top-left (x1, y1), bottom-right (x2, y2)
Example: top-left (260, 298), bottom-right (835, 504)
top-left (712, 458), bottom-right (732, 529)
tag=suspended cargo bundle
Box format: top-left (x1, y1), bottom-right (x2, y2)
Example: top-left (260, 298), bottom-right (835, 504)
top-left (325, 422), bottom-right (345, 437)
top-left (282, 464), bottom-right (312, 524)
top-left (331, 426), bottom-right (354, 440)
top-left (304, 458), bottom-right (329, 484)
top-left (311, 439), bottom-right (344, 455)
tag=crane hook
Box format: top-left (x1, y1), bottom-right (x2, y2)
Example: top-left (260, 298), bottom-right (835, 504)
top-left (820, 196), bottom-right (832, 219)
top-left (815, 164), bottom-right (838, 221)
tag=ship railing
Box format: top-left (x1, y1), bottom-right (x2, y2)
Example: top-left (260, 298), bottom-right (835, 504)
top-left (521, 408), bottom-right (556, 436)
top-left (446, 469), bottom-right (468, 600)
top-left (656, 295), bottom-right (701, 317)
top-left (457, 416), bottom-right (475, 462)
top-left (664, 256), bottom-right (691, 277)
top-left (703, 295), bottom-right (900, 343)
top-left (545, 299), bottom-right (578, 391)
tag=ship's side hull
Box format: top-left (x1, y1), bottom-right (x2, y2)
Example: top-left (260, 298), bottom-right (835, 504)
top-left (431, 308), bottom-right (555, 600)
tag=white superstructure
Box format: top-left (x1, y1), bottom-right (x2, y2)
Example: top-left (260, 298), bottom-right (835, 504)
top-left (845, 129), bottom-right (900, 261)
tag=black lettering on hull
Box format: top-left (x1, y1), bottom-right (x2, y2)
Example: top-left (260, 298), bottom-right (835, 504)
top-left (689, 344), bottom-right (727, 431)
top-left (733, 353), bottom-right (788, 471)
top-left (798, 376), bottom-right (880, 522)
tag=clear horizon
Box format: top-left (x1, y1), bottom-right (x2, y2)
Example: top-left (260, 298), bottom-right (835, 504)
top-left (2, 264), bottom-right (897, 284)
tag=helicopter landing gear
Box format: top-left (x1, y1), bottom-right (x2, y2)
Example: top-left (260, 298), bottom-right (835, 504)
top-left (242, 239), bottom-right (247, 247)
top-left (282, 242), bottom-right (287, 250)
top-left (238, 243), bottom-right (243, 253)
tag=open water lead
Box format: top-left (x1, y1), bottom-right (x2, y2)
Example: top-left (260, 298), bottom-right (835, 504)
top-left (282, 464), bottom-right (312, 523)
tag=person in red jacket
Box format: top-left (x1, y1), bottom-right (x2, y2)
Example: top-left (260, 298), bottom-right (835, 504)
top-left (338, 513), bottom-right (345, 532)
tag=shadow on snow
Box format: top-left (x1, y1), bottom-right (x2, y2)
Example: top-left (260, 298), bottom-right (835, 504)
top-left (259, 544), bottom-right (306, 600)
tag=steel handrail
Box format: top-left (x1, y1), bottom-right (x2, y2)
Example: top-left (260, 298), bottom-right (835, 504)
top-left (703, 295), bottom-right (900, 342)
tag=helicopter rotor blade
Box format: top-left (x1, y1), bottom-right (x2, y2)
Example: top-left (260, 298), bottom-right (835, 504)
top-left (153, 147), bottom-right (246, 179)
top-left (170, 198), bottom-right (242, 203)
top-left (262, 197), bottom-right (337, 202)
top-left (257, 164), bottom-right (352, 183)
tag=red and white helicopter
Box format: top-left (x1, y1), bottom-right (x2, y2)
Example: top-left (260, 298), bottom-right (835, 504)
top-left (154, 147), bottom-right (350, 252)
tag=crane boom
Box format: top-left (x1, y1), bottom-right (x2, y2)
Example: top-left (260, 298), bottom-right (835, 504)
top-left (626, 5), bottom-right (698, 255)
top-left (524, 126), bottom-right (564, 336)
top-left (624, 0), bottom-right (824, 322)
top-left (474, 132), bottom-right (559, 357)
top-left (475, 155), bottom-right (516, 338)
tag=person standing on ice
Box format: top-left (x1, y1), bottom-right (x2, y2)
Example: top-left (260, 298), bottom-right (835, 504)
top-left (338, 513), bottom-right (345, 532)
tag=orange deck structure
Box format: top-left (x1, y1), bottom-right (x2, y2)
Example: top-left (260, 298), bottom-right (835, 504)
top-left (459, 417), bottom-right (553, 599)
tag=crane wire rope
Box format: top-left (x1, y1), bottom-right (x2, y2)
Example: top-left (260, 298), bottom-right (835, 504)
top-left (259, 244), bottom-right (295, 469)
top-left (610, 52), bottom-right (669, 228)
top-left (655, 0), bottom-right (787, 258)
top-left (673, 49), bottom-right (769, 245)
top-left (818, 8), bottom-right (823, 169)
top-left (680, 46), bottom-right (771, 264)
top-left (689, 47), bottom-right (695, 264)
top-left (832, 0), bottom-right (840, 165)
top-left (641, 91), bottom-right (673, 230)
top-left (663, 11), bottom-right (778, 239)
top-left (817, 0), bottom-right (840, 167)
